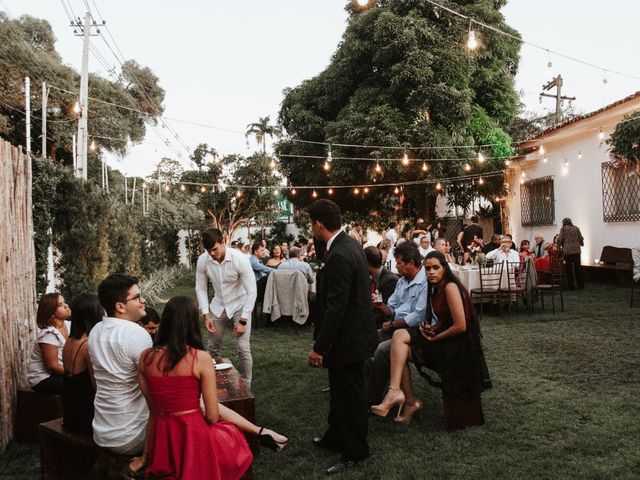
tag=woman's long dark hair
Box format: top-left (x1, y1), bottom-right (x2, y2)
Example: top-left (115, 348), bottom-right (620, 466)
top-left (151, 296), bottom-right (205, 372)
top-left (424, 251), bottom-right (481, 335)
top-left (69, 293), bottom-right (104, 339)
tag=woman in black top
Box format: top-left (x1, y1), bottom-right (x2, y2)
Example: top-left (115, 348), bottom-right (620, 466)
top-left (62, 293), bottom-right (104, 434)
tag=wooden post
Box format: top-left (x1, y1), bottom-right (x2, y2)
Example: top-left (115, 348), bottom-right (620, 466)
top-left (0, 140), bottom-right (38, 453)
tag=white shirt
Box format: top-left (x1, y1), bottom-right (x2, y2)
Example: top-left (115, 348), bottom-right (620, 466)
top-left (486, 247), bottom-right (520, 264)
top-left (195, 247), bottom-right (257, 318)
top-left (89, 317), bottom-right (152, 448)
top-left (27, 320), bottom-right (71, 387)
top-left (419, 246), bottom-right (435, 258)
top-left (326, 230), bottom-right (341, 252)
top-left (385, 229), bottom-right (398, 246)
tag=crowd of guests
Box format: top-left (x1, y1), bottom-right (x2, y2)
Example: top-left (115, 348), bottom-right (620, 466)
top-left (25, 209), bottom-right (585, 478)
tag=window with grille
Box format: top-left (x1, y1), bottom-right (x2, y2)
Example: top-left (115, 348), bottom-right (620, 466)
top-left (601, 162), bottom-right (640, 222)
top-left (520, 176), bottom-right (555, 227)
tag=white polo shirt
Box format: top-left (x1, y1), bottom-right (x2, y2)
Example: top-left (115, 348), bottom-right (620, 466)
top-left (88, 317), bottom-right (152, 449)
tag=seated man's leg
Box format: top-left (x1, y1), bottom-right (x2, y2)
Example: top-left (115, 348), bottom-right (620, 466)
top-left (207, 311), bottom-right (228, 362)
top-left (232, 310), bottom-right (253, 386)
top-left (365, 339), bottom-right (392, 405)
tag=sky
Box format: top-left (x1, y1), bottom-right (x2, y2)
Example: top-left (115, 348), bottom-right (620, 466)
top-left (2, 0), bottom-right (639, 178)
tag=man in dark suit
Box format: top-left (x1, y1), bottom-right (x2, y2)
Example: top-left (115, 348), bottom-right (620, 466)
top-left (364, 246), bottom-right (399, 329)
top-left (307, 199), bottom-right (378, 476)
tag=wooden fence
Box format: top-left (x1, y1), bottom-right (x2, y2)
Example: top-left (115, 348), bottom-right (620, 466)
top-left (0, 140), bottom-right (37, 453)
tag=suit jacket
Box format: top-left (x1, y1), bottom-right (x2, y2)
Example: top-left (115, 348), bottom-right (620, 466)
top-left (313, 231), bottom-right (377, 368)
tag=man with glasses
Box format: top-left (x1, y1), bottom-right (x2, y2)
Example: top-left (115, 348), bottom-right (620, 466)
top-left (90, 273), bottom-right (152, 475)
top-left (196, 228), bottom-right (257, 385)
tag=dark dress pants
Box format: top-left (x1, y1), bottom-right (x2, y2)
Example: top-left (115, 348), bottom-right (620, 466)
top-left (564, 253), bottom-right (584, 289)
top-left (321, 361), bottom-right (370, 462)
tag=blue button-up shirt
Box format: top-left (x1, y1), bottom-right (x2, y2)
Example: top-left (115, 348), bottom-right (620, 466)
top-left (249, 254), bottom-right (273, 281)
top-left (387, 266), bottom-right (428, 327)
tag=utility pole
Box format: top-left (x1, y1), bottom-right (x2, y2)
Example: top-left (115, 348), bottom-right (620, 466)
top-left (41, 81), bottom-right (50, 160)
top-left (69, 13), bottom-right (104, 180)
top-left (539, 74), bottom-right (576, 123)
top-left (24, 77), bottom-right (31, 154)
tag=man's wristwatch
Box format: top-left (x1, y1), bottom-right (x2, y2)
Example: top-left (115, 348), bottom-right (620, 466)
top-left (238, 319), bottom-right (247, 326)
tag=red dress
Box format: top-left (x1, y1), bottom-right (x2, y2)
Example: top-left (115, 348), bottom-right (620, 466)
top-left (142, 348), bottom-right (252, 480)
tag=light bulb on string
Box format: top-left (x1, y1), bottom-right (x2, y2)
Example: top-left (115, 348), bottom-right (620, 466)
top-left (356, 0), bottom-right (370, 7)
top-left (354, 187), bottom-right (360, 194)
top-left (312, 190), bottom-right (318, 198)
top-left (401, 152), bottom-right (410, 166)
top-left (375, 162), bottom-right (382, 174)
top-left (164, 184), bottom-right (170, 192)
top-left (327, 146), bottom-right (333, 164)
top-left (73, 101), bottom-right (81, 114)
top-left (466, 21), bottom-right (478, 50)
top-left (273, 189), bottom-right (279, 197)
top-left (477, 151), bottom-right (485, 163)
top-left (421, 162), bottom-right (428, 172)
top-left (291, 188), bottom-right (296, 195)
top-left (546, 49), bottom-right (553, 74)
top-left (602, 70), bottom-right (609, 88)
top-left (435, 182), bottom-right (442, 190)
top-left (364, 187), bottom-right (369, 193)
top-left (180, 184), bottom-right (186, 191)
top-left (543, 155), bottom-right (548, 163)
top-left (394, 186), bottom-right (399, 195)
top-left (328, 188), bottom-right (333, 195)
top-left (563, 159), bottom-right (569, 170)
top-left (464, 163), bottom-right (471, 171)
top-left (504, 159), bottom-right (511, 166)
top-left (539, 144), bottom-right (545, 156)
top-left (598, 129), bottom-right (605, 140)
top-left (324, 160), bottom-right (330, 171)
top-left (520, 178), bottom-right (525, 185)
top-left (236, 190), bottom-right (243, 198)
top-left (478, 177), bottom-right (484, 185)
top-left (200, 186), bottom-right (206, 193)
top-left (211, 186), bottom-right (215, 193)
top-left (577, 151), bottom-right (583, 159)
top-left (89, 139), bottom-right (96, 151)
top-left (521, 171), bottom-right (526, 179)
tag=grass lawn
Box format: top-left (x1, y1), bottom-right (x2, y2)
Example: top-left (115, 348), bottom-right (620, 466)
top-left (2, 273), bottom-right (638, 479)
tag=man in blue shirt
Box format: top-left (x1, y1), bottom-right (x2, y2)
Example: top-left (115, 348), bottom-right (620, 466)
top-left (366, 241), bottom-right (429, 405)
top-left (250, 241), bottom-right (273, 304)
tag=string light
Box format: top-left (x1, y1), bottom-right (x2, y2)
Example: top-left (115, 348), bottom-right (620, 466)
top-left (273, 189), bottom-right (279, 196)
top-left (401, 152), bottom-right (410, 166)
top-left (312, 190), bottom-right (318, 198)
top-left (236, 190), bottom-right (243, 198)
top-left (464, 163), bottom-right (471, 171)
top-left (356, 0), bottom-right (369, 6)
top-left (577, 151), bottom-right (583, 159)
top-left (354, 187), bottom-right (360, 194)
top-left (422, 162), bottom-right (428, 172)
top-left (504, 159), bottom-right (511, 166)
top-left (291, 188), bottom-right (296, 195)
top-left (598, 129), bottom-right (605, 140)
top-left (478, 177), bottom-right (484, 185)
top-left (364, 187), bottom-right (369, 193)
top-left (466, 21), bottom-right (479, 50)
top-left (180, 184), bottom-right (186, 191)
top-left (563, 159), bottom-right (569, 169)
top-left (477, 151), bottom-right (485, 163)
top-left (394, 186), bottom-right (400, 194)
top-left (324, 160), bottom-right (331, 171)
top-left (73, 101), bottom-right (81, 114)
top-left (543, 155), bottom-right (548, 163)
top-left (327, 146), bottom-right (333, 163)
top-left (521, 171), bottom-right (526, 178)
top-left (164, 184), bottom-right (170, 192)
top-left (200, 186), bottom-right (206, 193)
top-left (328, 188), bottom-right (333, 195)
top-left (89, 140), bottom-right (96, 151)
top-left (539, 144), bottom-right (545, 155)
top-left (435, 182), bottom-right (442, 190)
top-left (375, 162), bottom-right (382, 173)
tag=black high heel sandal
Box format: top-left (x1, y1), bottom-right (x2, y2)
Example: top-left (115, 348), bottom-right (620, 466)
top-left (258, 427), bottom-right (289, 452)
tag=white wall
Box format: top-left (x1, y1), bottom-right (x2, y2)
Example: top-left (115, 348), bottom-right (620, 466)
top-left (506, 114), bottom-right (640, 264)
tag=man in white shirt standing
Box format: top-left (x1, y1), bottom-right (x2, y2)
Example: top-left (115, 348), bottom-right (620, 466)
top-left (90, 273), bottom-right (152, 475)
top-left (486, 236), bottom-right (520, 264)
top-left (195, 228), bottom-right (257, 385)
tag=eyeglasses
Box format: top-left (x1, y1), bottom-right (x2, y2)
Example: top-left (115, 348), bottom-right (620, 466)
top-left (124, 293), bottom-right (143, 303)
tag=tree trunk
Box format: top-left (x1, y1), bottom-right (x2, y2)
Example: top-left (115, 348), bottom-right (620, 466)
top-left (0, 141), bottom-right (38, 454)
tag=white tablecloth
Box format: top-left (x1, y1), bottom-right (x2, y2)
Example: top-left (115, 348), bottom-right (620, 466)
top-left (452, 260), bottom-right (537, 298)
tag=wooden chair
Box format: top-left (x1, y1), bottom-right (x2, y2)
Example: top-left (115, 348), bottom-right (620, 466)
top-left (470, 262), bottom-right (504, 317)
top-left (501, 259), bottom-right (533, 314)
top-left (532, 256), bottom-right (564, 314)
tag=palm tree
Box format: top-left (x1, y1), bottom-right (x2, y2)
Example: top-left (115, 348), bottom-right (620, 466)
top-left (245, 116), bottom-right (281, 153)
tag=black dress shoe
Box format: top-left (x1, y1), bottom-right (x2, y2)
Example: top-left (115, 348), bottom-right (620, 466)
top-left (326, 460), bottom-right (356, 475)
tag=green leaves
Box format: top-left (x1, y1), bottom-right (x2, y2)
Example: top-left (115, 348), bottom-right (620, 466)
top-left (608, 112), bottom-right (640, 164)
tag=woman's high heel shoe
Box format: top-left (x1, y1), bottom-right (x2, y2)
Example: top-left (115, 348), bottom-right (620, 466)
top-left (370, 387), bottom-right (405, 419)
top-left (258, 427), bottom-right (289, 452)
top-left (394, 399), bottom-right (423, 426)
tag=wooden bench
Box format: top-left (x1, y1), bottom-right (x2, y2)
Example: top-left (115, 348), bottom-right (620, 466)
top-left (39, 365), bottom-right (257, 479)
top-left (583, 246), bottom-right (637, 306)
top-left (14, 390), bottom-right (63, 442)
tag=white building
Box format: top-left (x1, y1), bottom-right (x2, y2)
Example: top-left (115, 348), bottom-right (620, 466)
top-left (503, 92), bottom-right (640, 264)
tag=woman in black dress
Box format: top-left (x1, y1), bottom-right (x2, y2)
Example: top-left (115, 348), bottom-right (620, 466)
top-left (371, 251), bottom-right (485, 425)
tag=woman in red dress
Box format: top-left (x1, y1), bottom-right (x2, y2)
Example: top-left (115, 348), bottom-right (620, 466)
top-left (138, 296), bottom-right (287, 479)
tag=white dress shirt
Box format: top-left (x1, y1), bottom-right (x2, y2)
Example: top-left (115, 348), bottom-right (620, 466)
top-left (486, 247), bottom-right (520, 264)
top-left (89, 317), bottom-right (152, 448)
top-left (27, 320), bottom-right (71, 387)
top-left (195, 248), bottom-right (257, 319)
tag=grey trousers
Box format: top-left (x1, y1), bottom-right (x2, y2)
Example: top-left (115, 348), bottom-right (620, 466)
top-left (365, 339), bottom-right (392, 405)
top-left (207, 309), bottom-right (253, 386)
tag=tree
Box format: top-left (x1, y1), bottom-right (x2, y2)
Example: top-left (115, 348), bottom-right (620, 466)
top-left (608, 112), bottom-right (640, 171)
top-left (277, 0), bottom-right (520, 221)
top-left (181, 150), bottom-right (281, 241)
top-left (245, 116), bottom-right (281, 153)
top-left (189, 143), bottom-right (218, 171)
